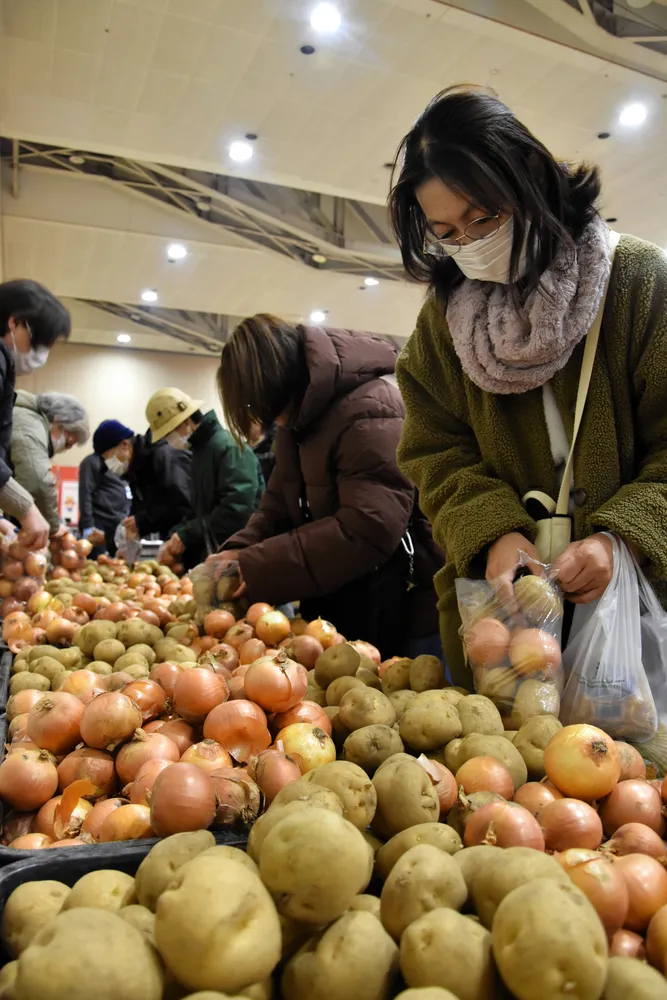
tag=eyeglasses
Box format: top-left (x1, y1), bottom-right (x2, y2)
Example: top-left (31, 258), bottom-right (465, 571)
top-left (423, 209), bottom-right (503, 258)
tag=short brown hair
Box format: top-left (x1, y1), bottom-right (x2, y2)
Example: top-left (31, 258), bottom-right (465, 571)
top-left (217, 314), bottom-right (308, 442)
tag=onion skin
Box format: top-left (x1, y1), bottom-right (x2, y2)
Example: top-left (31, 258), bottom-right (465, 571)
top-left (149, 661), bottom-right (183, 698)
top-left (81, 797), bottom-right (127, 841)
top-left (616, 742), bottom-right (646, 781)
top-left (513, 782), bottom-right (557, 817)
top-left (128, 759), bottom-right (173, 806)
top-left (244, 653), bottom-right (307, 714)
top-left (158, 719), bottom-right (198, 756)
top-left (600, 779), bottom-right (664, 837)
top-left (249, 749), bottom-right (301, 802)
top-left (246, 602), bottom-right (272, 627)
top-left (1, 811), bottom-right (36, 845)
top-left (255, 610), bottom-right (291, 646)
top-left (417, 756), bottom-right (458, 816)
top-left (604, 822), bottom-right (667, 860)
top-left (275, 723), bottom-right (336, 773)
top-left (57, 748), bottom-right (116, 799)
top-left (539, 798), bottom-right (603, 852)
top-left (115, 731), bottom-right (180, 784)
top-left (7, 690), bottom-right (43, 722)
top-left (203, 700), bottom-right (271, 763)
top-left (239, 638), bottom-right (266, 665)
top-left (613, 853), bottom-right (667, 932)
top-left (544, 724), bottom-right (621, 801)
top-left (33, 796), bottom-right (61, 839)
top-left (609, 929), bottom-right (646, 960)
top-left (9, 833), bottom-right (53, 850)
top-left (210, 768), bottom-right (262, 827)
top-left (305, 617), bottom-right (338, 648)
top-left (285, 634), bottom-right (323, 670)
top-left (149, 762), bottom-right (217, 836)
top-left (557, 849), bottom-right (629, 936)
top-left (173, 667), bottom-right (229, 724)
top-left (647, 904), bottom-right (667, 974)
top-left (26, 692), bottom-right (84, 755)
top-left (180, 740), bottom-right (233, 775)
top-left (121, 681), bottom-right (167, 722)
top-left (455, 756), bottom-right (515, 799)
top-left (79, 692), bottom-right (143, 751)
top-left (58, 670), bottom-right (105, 705)
top-left (98, 803), bottom-right (154, 842)
top-left (273, 700), bottom-right (332, 736)
top-left (203, 609), bottom-right (236, 638)
top-left (0, 749), bottom-right (58, 811)
top-left (464, 801), bottom-right (546, 850)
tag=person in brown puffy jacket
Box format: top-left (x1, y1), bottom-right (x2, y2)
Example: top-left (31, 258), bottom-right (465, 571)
top-left (211, 313), bottom-right (443, 660)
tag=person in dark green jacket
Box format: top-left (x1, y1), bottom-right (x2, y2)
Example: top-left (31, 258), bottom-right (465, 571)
top-left (146, 387), bottom-right (262, 569)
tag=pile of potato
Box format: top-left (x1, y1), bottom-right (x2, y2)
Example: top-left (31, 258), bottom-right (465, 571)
top-left (1, 808), bottom-right (665, 1000)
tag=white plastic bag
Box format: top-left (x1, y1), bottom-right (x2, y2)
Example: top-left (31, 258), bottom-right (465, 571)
top-left (635, 564), bottom-right (667, 728)
top-left (560, 534), bottom-right (657, 741)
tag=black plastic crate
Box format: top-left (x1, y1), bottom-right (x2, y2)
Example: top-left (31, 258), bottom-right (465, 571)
top-left (0, 645), bottom-right (10, 715)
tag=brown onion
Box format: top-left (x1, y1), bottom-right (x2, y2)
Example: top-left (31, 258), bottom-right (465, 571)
top-left (244, 653), bottom-right (307, 714)
top-left (61, 606), bottom-right (90, 626)
top-left (249, 749), bottom-right (301, 802)
top-left (44, 617), bottom-right (77, 647)
top-left (228, 665), bottom-right (248, 700)
top-left (115, 730), bottom-right (180, 784)
top-left (539, 798), bottom-right (603, 851)
top-left (203, 700), bottom-right (271, 763)
top-left (24, 551), bottom-right (47, 577)
top-left (285, 634), bottom-right (323, 670)
top-left (97, 601), bottom-right (131, 622)
top-left (647, 904), bottom-right (667, 973)
top-left (129, 759), bottom-right (173, 805)
top-left (98, 803), bottom-right (153, 842)
top-left (149, 762), bottom-right (217, 836)
top-left (206, 643), bottom-right (239, 675)
top-left (614, 853), bottom-right (667, 931)
top-left (275, 723), bottom-right (336, 773)
top-left (544, 724), bottom-right (621, 800)
top-left (181, 739), bottom-right (233, 775)
top-left (9, 833), bottom-right (52, 850)
top-left (610, 929), bottom-right (647, 959)
top-left (273, 700), bottom-right (332, 736)
top-left (8, 713), bottom-right (29, 743)
top-left (81, 797), bottom-right (127, 841)
top-left (239, 638), bottom-right (266, 665)
top-left (210, 768), bottom-right (262, 827)
top-left (455, 756), bottom-right (515, 799)
top-left (513, 782), bottom-right (557, 817)
top-left (57, 748), bottom-right (116, 798)
top-left (149, 661), bottom-right (183, 698)
top-left (173, 668), bottom-right (229, 724)
top-left (446, 790), bottom-right (505, 839)
top-left (13, 576), bottom-right (40, 602)
top-left (0, 749), bottom-right (58, 810)
top-left (246, 602), bottom-right (272, 627)
top-left (26, 693), bottom-right (83, 755)
top-left (7, 689), bottom-right (43, 722)
top-left (143, 720), bottom-right (165, 734)
top-left (58, 669), bottom-right (105, 704)
top-left (80, 692), bottom-right (142, 751)
top-left (32, 797), bottom-right (61, 839)
top-left (605, 822), bottom-right (666, 860)
top-left (52, 780), bottom-right (94, 840)
top-left (558, 848), bottom-right (629, 935)
top-left (105, 671), bottom-right (134, 692)
top-left (1, 811), bottom-right (36, 845)
top-left (464, 801), bottom-right (545, 850)
top-left (122, 680), bottom-right (167, 721)
top-left (158, 718), bottom-right (198, 755)
top-left (224, 623), bottom-right (254, 650)
top-left (305, 617), bottom-right (338, 648)
top-left (254, 610), bottom-right (291, 646)
top-left (204, 609), bottom-right (236, 638)
top-left (601, 779), bottom-right (664, 837)
top-left (417, 755), bottom-right (458, 816)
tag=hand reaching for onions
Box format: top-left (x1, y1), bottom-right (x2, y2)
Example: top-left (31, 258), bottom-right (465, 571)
top-left (19, 505), bottom-right (50, 552)
top-left (486, 532), bottom-right (543, 604)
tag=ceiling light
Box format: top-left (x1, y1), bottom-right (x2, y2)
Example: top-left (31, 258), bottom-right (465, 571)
top-left (364, 276), bottom-right (379, 287)
top-left (117, 333), bottom-right (131, 344)
top-left (68, 154), bottom-right (85, 166)
top-left (166, 242), bottom-right (187, 261)
top-left (141, 289), bottom-right (158, 303)
top-left (310, 3), bottom-right (341, 32)
top-left (229, 140), bottom-right (253, 163)
top-left (310, 309), bottom-right (327, 323)
top-left (618, 103), bottom-right (648, 127)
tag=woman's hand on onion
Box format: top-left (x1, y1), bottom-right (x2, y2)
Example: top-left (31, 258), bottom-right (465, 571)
top-left (553, 533), bottom-right (614, 603)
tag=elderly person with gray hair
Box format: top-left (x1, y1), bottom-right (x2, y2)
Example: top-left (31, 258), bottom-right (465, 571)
top-left (11, 390), bottom-right (89, 537)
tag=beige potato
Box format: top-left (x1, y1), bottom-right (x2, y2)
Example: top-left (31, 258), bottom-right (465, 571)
top-left (31, 656), bottom-right (67, 685)
top-left (456, 695), bottom-right (504, 737)
top-left (281, 910), bottom-right (398, 1000)
top-left (122, 662), bottom-right (150, 680)
top-left (0, 961), bottom-right (17, 1000)
top-left (326, 675), bottom-right (364, 707)
top-left (338, 687), bottom-right (396, 731)
top-left (453, 734), bottom-right (527, 790)
top-left (356, 667), bottom-right (382, 689)
top-left (93, 638), bottom-right (126, 664)
top-left (388, 690), bottom-right (418, 720)
top-left (375, 751), bottom-right (416, 774)
top-left (409, 655), bottom-right (447, 693)
top-left (492, 880), bottom-right (607, 1000)
top-left (399, 698), bottom-right (462, 752)
top-left (156, 856), bottom-right (281, 994)
top-left (303, 761), bottom-right (377, 829)
top-left (271, 777), bottom-right (345, 813)
top-left (343, 724), bottom-right (404, 774)
top-left (75, 620), bottom-right (117, 655)
top-left (116, 620), bottom-right (163, 648)
top-left (502, 730), bottom-right (518, 742)
top-left (395, 992), bottom-right (459, 1000)
top-left (248, 799), bottom-right (342, 863)
top-left (603, 956), bottom-right (667, 1000)
top-left (510, 679), bottom-right (560, 730)
top-left (259, 809), bottom-right (373, 925)
top-left (453, 845), bottom-right (504, 895)
top-left (118, 905), bottom-right (156, 945)
top-left (400, 909), bottom-right (497, 1000)
top-left (513, 715), bottom-right (563, 779)
top-left (443, 738), bottom-right (463, 772)
top-left (113, 651), bottom-right (149, 673)
top-left (86, 660), bottom-right (113, 676)
top-left (314, 644), bottom-right (361, 689)
top-left (162, 643), bottom-right (198, 665)
top-left (63, 870), bottom-right (136, 912)
top-left (305, 678), bottom-right (326, 707)
top-left (371, 758), bottom-right (440, 838)
top-left (135, 829), bottom-right (215, 911)
top-left (381, 845), bottom-right (467, 940)
top-left (15, 907), bottom-right (163, 1000)
top-left (1, 880), bottom-right (69, 957)
top-left (52, 646), bottom-right (83, 669)
top-left (9, 672), bottom-right (49, 695)
top-left (11, 658), bottom-right (29, 674)
top-left (348, 894), bottom-right (381, 918)
top-left (324, 706), bottom-right (350, 749)
top-left (471, 846), bottom-right (569, 928)
top-left (127, 643), bottom-right (157, 666)
top-left (376, 823), bottom-right (463, 880)
top-left (380, 658), bottom-right (412, 695)
top-left (198, 845), bottom-right (259, 875)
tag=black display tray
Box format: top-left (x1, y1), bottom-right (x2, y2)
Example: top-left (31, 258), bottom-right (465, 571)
top-left (0, 645), bottom-right (10, 715)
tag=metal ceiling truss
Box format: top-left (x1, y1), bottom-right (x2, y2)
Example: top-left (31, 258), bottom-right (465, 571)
top-left (564, 0), bottom-right (667, 54)
top-left (1, 139), bottom-right (405, 282)
top-left (87, 301), bottom-right (234, 354)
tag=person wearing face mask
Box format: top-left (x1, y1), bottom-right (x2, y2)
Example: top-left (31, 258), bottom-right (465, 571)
top-left (10, 392), bottom-right (89, 538)
top-left (0, 280), bottom-right (71, 549)
top-left (145, 387), bottom-right (262, 569)
top-left (390, 86), bottom-right (667, 685)
top-left (94, 419), bottom-right (193, 545)
top-left (78, 422), bottom-right (133, 556)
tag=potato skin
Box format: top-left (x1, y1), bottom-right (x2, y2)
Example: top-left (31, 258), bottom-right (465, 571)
top-left (376, 824), bottom-right (463, 880)
top-left (314, 644), bottom-right (361, 689)
top-left (380, 845), bottom-right (467, 940)
top-left (155, 856), bottom-right (281, 994)
top-left (281, 910), bottom-right (398, 1000)
top-left (456, 695), bottom-right (504, 737)
top-left (512, 715), bottom-right (562, 779)
top-left (248, 800), bottom-right (343, 863)
top-left (381, 658), bottom-right (412, 694)
top-left (303, 761), bottom-right (376, 829)
top-left (453, 734), bottom-right (527, 790)
top-left (1, 880), bottom-right (69, 957)
top-left (471, 846), bottom-right (569, 928)
top-left (399, 698), bottom-right (462, 752)
top-left (135, 829), bottom-right (215, 911)
top-left (259, 809), bottom-right (373, 925)
top-left (395, 992), bottom-right (459, 1000)
top-left (603, 956), bottom-right (667, 1000)
top-left (372, 759), bottom-right (440, 838)
top-left (388, 690), bottom-right (418, 720)
top-left (326, 676), bottom-right (364, 707)
top-left (338, 687), bottom-right (396, 731)
top-left (409, 655), bottom-right (447, 693)
top-left (63, 870), bottom-right (136, 912)
top-left (400, 909), bottom-right (497, 1000)
top-left (348, 894), bottom-right (381, 918)
top-left (343, 725), bottom-right (404, 774)
top-left (492, 880), bottom-right (607, 1000)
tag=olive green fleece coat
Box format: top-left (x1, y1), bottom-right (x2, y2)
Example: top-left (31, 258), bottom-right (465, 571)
top-left (396, 235), bottom-right (667, 687)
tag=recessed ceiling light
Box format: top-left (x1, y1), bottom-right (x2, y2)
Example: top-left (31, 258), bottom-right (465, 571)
top-left (310, 3), bottom-right (341, 32)
top-left (141, 289), bottom-right (158, 303)
top-left (618, 103), bottom-right (648, 127)
top-left (166, 242), bottom-right (187, 261)
top-left (310, 309), bottom-right (327, 323)
top-left (364, 276), bottom-right (379, 287)
top-left (312, 253), bottom-right (328, 265)
top-left (68, 154), bottom-right (85, 166)
top-left (117, 333), bottom-right (131, 344)
top-left (229, 140), bottom-right (253, 163)
top-left (195, 198), bottom-right (211, 212)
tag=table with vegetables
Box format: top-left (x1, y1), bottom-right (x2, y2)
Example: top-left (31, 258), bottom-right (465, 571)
top-left (0, 535), bottom-right (664, 1000)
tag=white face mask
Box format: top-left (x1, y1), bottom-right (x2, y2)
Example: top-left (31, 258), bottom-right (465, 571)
top-left (166, 428), bottom-right (191, 451)
top-left (50, 433), bottom-right (67, 455)
top-left (106, 455), bottom-right (129, 476)
top-left (450, 216), bottom-right (526, 284)
top-left (11, 332), bottom-right (49, 376)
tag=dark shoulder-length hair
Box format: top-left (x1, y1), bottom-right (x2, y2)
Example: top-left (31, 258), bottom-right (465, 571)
top-left (0, 279), bottom-right (71, 347)
top-left (389, 87), bottom-right (601, 303)
top-left (217, 314), bottom-right (309, 443)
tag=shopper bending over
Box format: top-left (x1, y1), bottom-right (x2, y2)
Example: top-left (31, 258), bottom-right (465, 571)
top-left (146, 387), bottom-right (262, 569)
top-left (0, 280), bottom-right (71, 547)
top-left (78, 424), bottom-right (132, 556)
top-left (212, 314), bottom-right (442, 658)
top-left (390, 87), bottom-right (667, 684)
top-left (11, 392), bottom-right (89, 538)
top-left (94, 420), bottom-right (192, 543)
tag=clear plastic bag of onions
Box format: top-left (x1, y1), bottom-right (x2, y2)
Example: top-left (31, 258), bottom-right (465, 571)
top-left (456, 553), bottom-right (563, 729)
top-left (0, 530), bottom-right (48, 619)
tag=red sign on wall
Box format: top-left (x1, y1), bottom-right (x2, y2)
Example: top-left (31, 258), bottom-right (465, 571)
top-left (51, 466), bottom-right (80, 524)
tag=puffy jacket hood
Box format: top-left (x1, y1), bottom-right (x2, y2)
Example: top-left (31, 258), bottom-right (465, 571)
top-left (14, 390), bottom-right (40, 413)
top-left (294, 326), bottom-right (398, 432)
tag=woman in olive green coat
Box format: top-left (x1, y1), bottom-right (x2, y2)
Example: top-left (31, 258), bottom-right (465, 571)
top-left (390, 88), bottom-right (667, 685)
